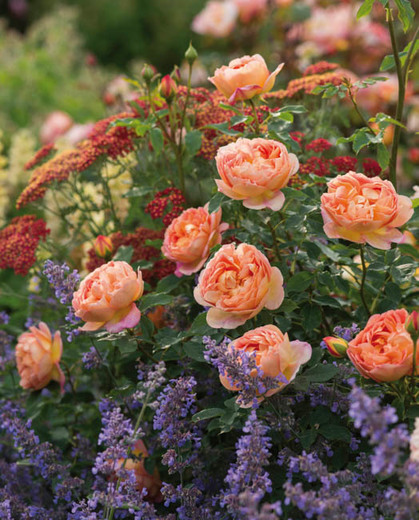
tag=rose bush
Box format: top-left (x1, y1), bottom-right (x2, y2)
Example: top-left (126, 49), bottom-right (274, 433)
top-left (0, 3), bottom-right (418, 518)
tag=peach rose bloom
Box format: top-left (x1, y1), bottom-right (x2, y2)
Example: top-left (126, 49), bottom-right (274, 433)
top-left (347, 309), bottom-right (419, 383)
top-left (220, 325), bottom-right (312, 399)
top-left (215, 137), bottom-right (299, 210)
top-left (15, 322), bottom-right (65, 392)
top-left (116, 440), bottom-right (162, 502)
top-left (209, 54), bottom-right (284, 104)
top-left (194, 243), bottom-right (284, 328)
top-left (72, 261), bottom-right (143, 333)
top-left (192, 1), bottom-right (238, 38)
top-left (232, 0), bottom-right (268, 23)
top-left (162, 204), bottom-right (228, 276)
top-left (321, 172), bottom-right (413, 249)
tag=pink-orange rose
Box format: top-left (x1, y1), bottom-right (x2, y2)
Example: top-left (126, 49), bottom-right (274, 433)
top-left (15, 322), bottom-right (65, 392)
top-left (72, 260), bottom-right (143, 333)
top-left (40, 111), bottom-right (73, 145)
top-left (347, 309), bottom-right (419, 383)
top-left (191, 1), bottom-right (238, 38)
top-left (162, 204), bottom-right (228, 276)
top-left (220, 325), bottom-right (312, 399)
top-left (194, 243), bottom-right (284, 328)
top-left (208, 54), bottom-right (284, 104)
top-left (215, 137), bottom-right (298, 210)
top-left (321, 171), bottom-right (413, 249)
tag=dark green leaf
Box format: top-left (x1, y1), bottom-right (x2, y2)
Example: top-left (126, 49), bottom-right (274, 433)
top-left (304, 364), bottom-right (339, 383)
top-left (184, 340), bottom-right (205, 362)
top-left (394, 0), bottom-right (414, 32)
top-left (184, 130), bottom-right (202, 156)
top-left (140, 293), bottom-right (174, 311)
top-left (377, 143), bottom-right (390, 169)
top-left (208, 191), bottom-right (228, 213)
top-left (300, 430), bottom-right (318, 450)
top-left (192, 408), bottom-right (224, 422)
top-left (319, 424), bottom-right (352, 442)
top-left (156, 274), bottom-right (184, 293)
top-left (150, 127), bottom-right (164, 155)
top-left (287, 272), bottom-right (314, 293)
top-left (113, 245), bottom-right (134, 263)
top-left (301, 303), bottom-right (322, 331)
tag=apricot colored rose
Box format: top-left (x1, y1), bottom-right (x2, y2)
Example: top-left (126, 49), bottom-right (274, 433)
top-left (161, 204), bottom-right (228, 276)
top-left (321, 171), bottom-right (413, 249)
top-left (192, 1), bottom-right (238, 38)
top-left (115, 440), bottom-right (162, 503)
top-left (209, 54), bottom-right (284, 104)
top-left (215, 137), bottom-right (298, 210)
top-left (194, 243), bottom-right (284, 328)
top-left (72, 260), bottom-right (143, 333)
top-left (220, 325), bottom-right (311, 398)
top-left (347, 309), bottom-right (419, 383)
top-left (15, 322), bottom-right (65, 392)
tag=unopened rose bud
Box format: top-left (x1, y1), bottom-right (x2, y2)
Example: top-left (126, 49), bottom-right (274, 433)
top-left (323, 336), bottom-right (349, 358)
top-left (159, 75), bottom-right (177, 102)
top-left (184, 42), bottom-right (198, 65)
top-left (171, 66), bottom-right (181, 85)
top-left (142, 63), bottom-right (155, 85)
top-left (94, 235), bottom-right (113, 258)
top-left (407, 311), bottom-right (419, 340)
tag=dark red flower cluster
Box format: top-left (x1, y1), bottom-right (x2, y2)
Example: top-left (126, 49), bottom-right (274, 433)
top-left (331, 156), bottom-right (358, 173)
top-left (299, 156), bottom-right (330, 177)
top-left (145, 188), bottom-right (186, 227)
top-left (17, 112), bottom-right (138, 208)
top-left (306, 138), bottom-right (333, 153)
top-left (362, 158), bottom-right (382, 177)
top-left (0, 215), bottom-right (50, 275)
top-left (24, 144), bottom-right (56, 171)
top-left (290, 132), bottom-right (305, 146)
top-left (86, 227), bottom-right (175, 285)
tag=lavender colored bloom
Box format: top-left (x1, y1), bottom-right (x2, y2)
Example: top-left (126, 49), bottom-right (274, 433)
top-left (0, 330), bottom-right (13, 371)
top-left (82, 347), bottom-right (102, 370)
top-left (153, 376), bottom-right (200, 474)
top-left (220, 411), bottom-right (272, 517)
top-left (349, 385), bottom-right (408, 476)
top-left (43, 260), bottom-right (81, 341)
top-left (333, 323), bottom-right (360, 342)
top-left (203, 336), bottom-right (287, 408)
top-left (0, 311), bottom-right (10, 325)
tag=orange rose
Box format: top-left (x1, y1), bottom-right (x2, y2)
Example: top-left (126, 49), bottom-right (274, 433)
top-left (161, 204), bottom-right (228, 276)
top-left (72, 260), bottom-right (143, 333)
top-left (194, 243), bottom-right (284, 328)
top-left (347, 309), bottom-right (419, 383)
top-left (321, 171), bottom-right (413, 249)
top-left (208, 54), bottom-right (284, 104)
top-left (15, 322), bottom-right (65, 392)
top-left (191, 1), bottom-right (238, 38)
top-left (220, 325), bottom-right (311, 399)
top-left (115, 440), bottom-right (162, 503)
top-left (215, 137), bottom-right (298, 210)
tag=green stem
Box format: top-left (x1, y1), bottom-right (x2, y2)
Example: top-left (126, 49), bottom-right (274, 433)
top-left (248, 98), bottom-right (260, 134)
top-left (359, 245), bottom-right (371, 317)
top-left (266, 216), bottom-right (281, 262)
top-left (387, 6), bottom-right (404, 190)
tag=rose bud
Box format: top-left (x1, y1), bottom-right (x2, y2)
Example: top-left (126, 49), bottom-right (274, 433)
top-left (407, 311), bottom-right (419, 341)
top-left (323, 336), bottom-right (349, 358)
top-left (159, 75), bottom-right (177, 102)
top-left (94, 235), bottom-right (113, 258)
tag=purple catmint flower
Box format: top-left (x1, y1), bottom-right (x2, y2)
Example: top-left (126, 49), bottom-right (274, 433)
top-left (82, 347), bottom-right (102, 370)
top-left (220, 411), bottom-right (272, 516)
top-left (333, 323), bottom-right (360, 342)
top-left (153, 376), bottom-right (200, 474)
top-left (203, 336), bottom-right (287, 408)
top-left (43, 259), bottom-right (81, 340)
top-left (0, 330), bottom-right (13, 371)
top-left (0, 311), bottom-right (10, 325)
